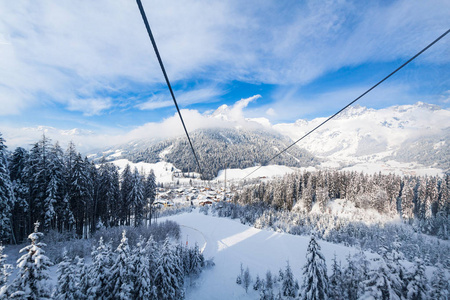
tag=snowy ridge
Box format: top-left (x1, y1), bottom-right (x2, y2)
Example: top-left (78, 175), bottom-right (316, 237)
top-left (274, 103), bottom-right (450, 174)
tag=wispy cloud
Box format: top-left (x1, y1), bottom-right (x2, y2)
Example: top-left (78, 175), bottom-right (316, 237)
top-left (67, 97), bottom-right (113, 116)
top-left (137, 86), bottom-right (224, 110)
top-left (0, 0), bottom-right (448, 117)
top-left (245, 83), bottom-right (415, 122)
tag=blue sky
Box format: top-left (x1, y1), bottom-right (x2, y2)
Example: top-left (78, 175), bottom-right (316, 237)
top-left (0, 0), bottom-right (449, 149)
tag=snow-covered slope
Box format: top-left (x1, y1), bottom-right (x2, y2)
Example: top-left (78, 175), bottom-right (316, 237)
top-left (274, 102), bottom-right (450, 174)
top-left (163, 211), bottom-right (380, 300)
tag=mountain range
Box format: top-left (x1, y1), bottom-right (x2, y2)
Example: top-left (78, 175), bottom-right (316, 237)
top-left (92, 102), bottom-right (449, 177)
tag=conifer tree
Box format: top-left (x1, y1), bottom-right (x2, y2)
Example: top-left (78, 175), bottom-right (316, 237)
top-left (361, 258), bottom-right (400, 300)
top-left (282, 261), bottom-right (296, 298)
top-left (145, 170), bottom-right (157, 225)
top-left (186, 243), bottom-right (204, 283)
top-left (128, 168), bottom-right (145, 227)
top-left (120, 164), bottom-right (133, 226)
top-left (0, 133), bottom-right (13, 242)
top-left (54, 249), bottom-right (77, 300)
top-left (253, 275), bottom-right (262, 291)
top-left (154, 238), bottom-right (184, 300)
top-left (0, 243), bottom-right (12, 298)
top-left (243, 266), bottom-right (252, 293)
top-left (74, 256), bottom-right (89, 300)
top-left (10, 222), bottom-right (52, 299)
top-left (302, 179), bottom-right (314, 212)
top-left (401, 179), bottom-right (415, 221)
top-left (68, 154), bottom-right (92, 237)
top-left (342, 253), bottom-right (360, 300)
top-left (88, 237), bottom-right (113, 299)
top-left (301, 235), bottom-right (328, 300)
top-left (380, 246), bottom-right (403, 300)
top-left (430, 263), bottom-right (448, 300)
top-left (9, 147), bottom-right (29, 242)
top-left (406, 258), bottom-right (429, 300)
top-left (131, 236), bottom-right (156, 299)
top-left (110, 231), bottom-right (133, 300)
top-left (329, 254), bottom-right (344, 300)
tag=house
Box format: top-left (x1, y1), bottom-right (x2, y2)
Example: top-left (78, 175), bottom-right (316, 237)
top-left (199, 200), bottom-right (213, 206)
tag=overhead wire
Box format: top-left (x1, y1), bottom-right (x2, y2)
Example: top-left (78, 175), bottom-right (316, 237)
top-left (136, 0), bottom-right (204, 177)
top-left (242, 28), bottom-right (450, 180)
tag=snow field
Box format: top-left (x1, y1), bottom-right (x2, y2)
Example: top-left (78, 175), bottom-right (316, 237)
top-left (162, 211), bottom-right (379, 299)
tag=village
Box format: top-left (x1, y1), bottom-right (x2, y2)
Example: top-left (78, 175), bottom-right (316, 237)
top-left (153, 184), bottom-right (236, 208)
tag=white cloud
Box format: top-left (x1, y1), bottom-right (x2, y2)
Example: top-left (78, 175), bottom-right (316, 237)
top-left (245, 83), bottom-right (415, 122)
top-left (1, 95), bottom-right (264, 152)
top-left (0, 0), bottom-right (448, 116)
top-left (266, 108), bottom-right (276, 117)
top-left (67, 98), bottom-right (113, 116)
top-left (137, 86), bottom-right (223, 110)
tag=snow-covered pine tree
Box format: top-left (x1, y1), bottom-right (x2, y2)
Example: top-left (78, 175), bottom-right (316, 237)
top-left (353, 249), bottom-right (370, 285)
top-left (88, 237), bottom-right (113, 299)
top-left (0, 243), bottom-right (12, 298)
top-left (360, 257), bottom-right (400, 300)
top-left (265, 270), bottom-right (274, 291)
top-left (154, 238), bottom-right (184, 300)
top-left (438, 175), bottom-right (449, 216)
top-left (406, 257), bottom-right (429, 300)
top-left (46, 143), bottom-right (67, 232)
top-left (181, 242), bottom-right (204, 285)
top-left (302, 179), bottom-right (314, 213)
top-left (380, 246), bottom-right (403, 300)
top-left (389, 241), bottom-right (408, 298)
top-left (400, 179), bottom-right (415, 222)
top-left (68, 154), bottom-right (93, 237)
top-left (120, 164), bottom-right (133, 226)
top-left (243, 266), bottom-right (252, 293)
top-left (128, 168), bottom-right (145, 227)
top-left (282, 261), bottom-right (296, 298)
top-left (316, 187), bottom-right (329, 213)
top-left (429, 263), bottom-right (449, 300)
top-left (301, 235), bottom-right (329, 300)
top-left (0, 133), bottom-right (13, 242)
top-left (110, 230), bottom-right (133, 300)
top-left (131, 236), bottom-right (156, 299)
top-left (9, 147), bottom-right (29, 242)
top-left (329, 254), bottom-right (344, 300)
top-left (10, 222), bottom-right (52, 299)
top-left (342, 253), bottom-right (359, 300)
top-left (417, 178), bottom-right (428, 220)
top-left (54, 249), bottom-right (77, 300)
top-left (236, 263), bottom-right (243, 285)
top-left (145, 170), bottom-right (156, 225)
top-left (74, 256), bottom-right (89, 300)
top-left (253, 275), bottom-right (262, 291)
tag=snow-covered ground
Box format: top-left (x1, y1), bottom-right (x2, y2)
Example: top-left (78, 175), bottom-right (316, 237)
top-left (339, 160), bottom-right (445, 177)
top-left (163, 211), bottom-right (380, 300)
top-left (4, 209), bottom-right (444, 299)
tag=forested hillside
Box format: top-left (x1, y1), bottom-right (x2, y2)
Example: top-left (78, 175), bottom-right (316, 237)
top-left (124, 128), bottom-right (318, 179)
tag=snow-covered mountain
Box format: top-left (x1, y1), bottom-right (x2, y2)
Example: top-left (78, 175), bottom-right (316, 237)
top-left (96, 128), bottom-right (318, 180)
top-left (92, 102), bottom-right (449, 178)
top-left (274, 102), bottom-right (449, 175)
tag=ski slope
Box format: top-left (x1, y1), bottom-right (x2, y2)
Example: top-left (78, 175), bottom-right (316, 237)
top-left (163, 210), bottom-right (379, 300)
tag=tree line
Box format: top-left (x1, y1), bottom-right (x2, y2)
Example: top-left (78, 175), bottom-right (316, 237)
top-left (236, 170), bottom-right (449, 237)
top-left (0, 133), bottom-right (157, 243)
top-left (0, 222), bottom-right (207, 299)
